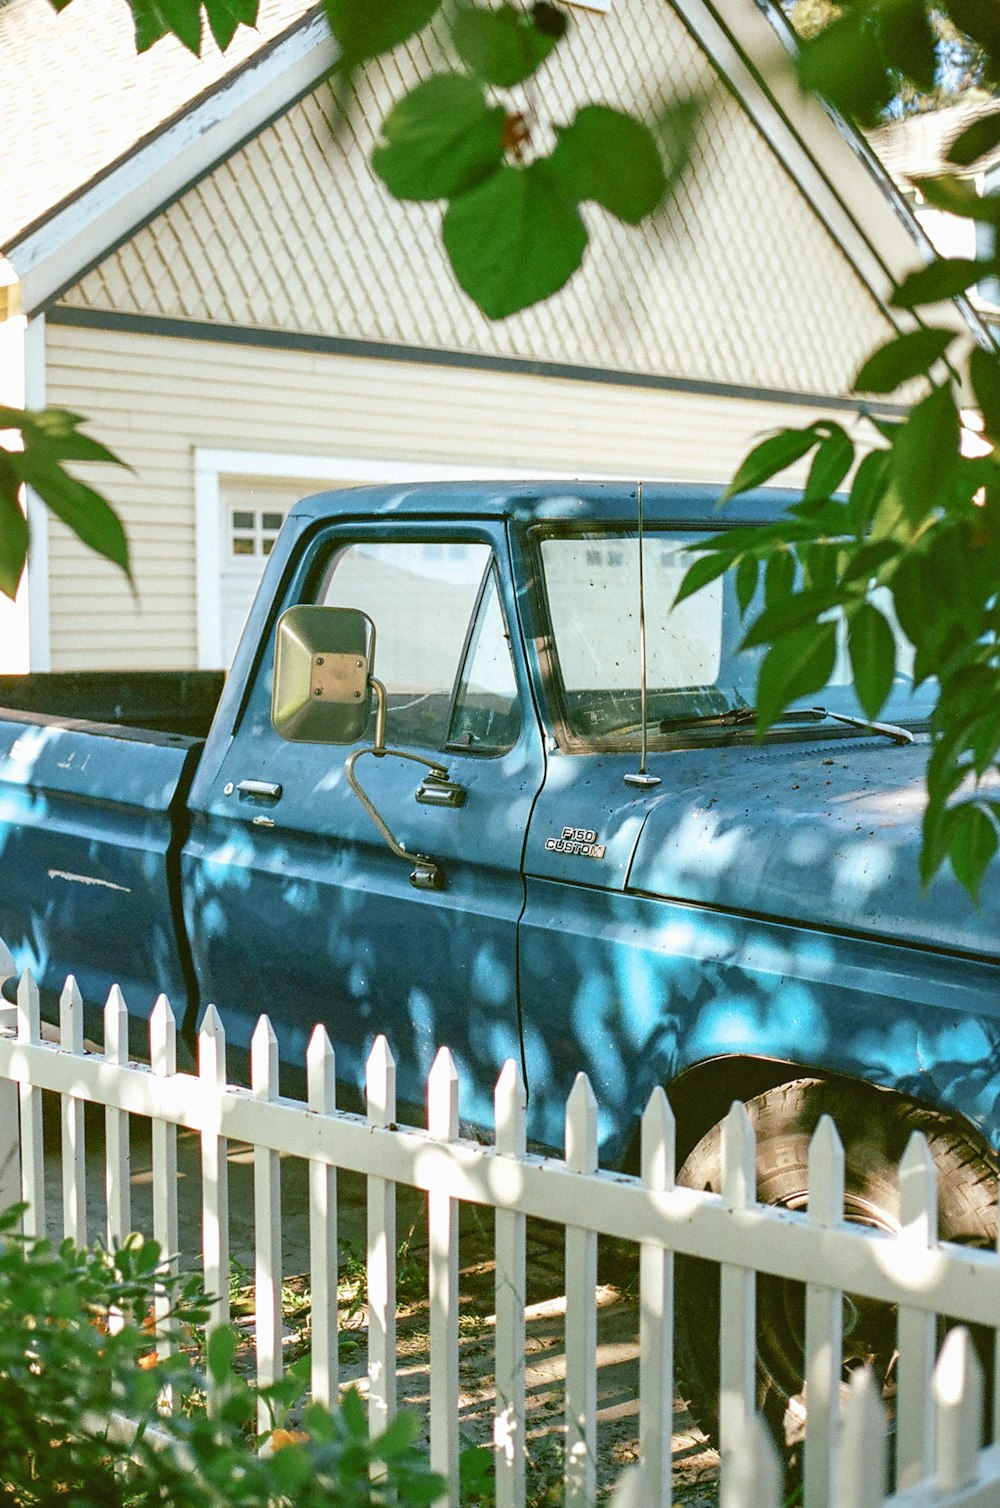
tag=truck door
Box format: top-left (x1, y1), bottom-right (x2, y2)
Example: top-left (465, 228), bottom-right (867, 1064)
top-left (182, 520), bottom-right (544, 1126)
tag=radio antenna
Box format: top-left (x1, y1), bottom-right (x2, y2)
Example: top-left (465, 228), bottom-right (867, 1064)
top-left (625, 479), bottom-right (661, 790)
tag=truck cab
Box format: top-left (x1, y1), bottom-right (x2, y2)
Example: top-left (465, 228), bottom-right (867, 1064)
top-left (175, 480), bottom-right (994, 1170)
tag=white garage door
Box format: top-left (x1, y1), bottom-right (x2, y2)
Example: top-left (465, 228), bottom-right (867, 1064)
top-left (218, 475), bottom-right (350, 665)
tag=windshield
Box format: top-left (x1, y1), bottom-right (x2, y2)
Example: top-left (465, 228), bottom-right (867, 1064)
top-left (537, 528), bottom-right (935, 744)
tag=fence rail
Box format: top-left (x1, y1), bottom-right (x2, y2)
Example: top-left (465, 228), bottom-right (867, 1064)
top-left (2, 965), bottom-right (1000, 1507)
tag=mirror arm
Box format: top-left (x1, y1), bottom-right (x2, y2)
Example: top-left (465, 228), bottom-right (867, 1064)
top-left (371, 676), bottom-right (388, 754)
top-left (345, 683), bottom-right (450, 888)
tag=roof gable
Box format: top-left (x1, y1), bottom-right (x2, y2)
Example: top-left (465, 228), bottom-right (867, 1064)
top-left (55, 0), bottom-right (905, 399)
top-left (4, 0), bottom-right (951, 348)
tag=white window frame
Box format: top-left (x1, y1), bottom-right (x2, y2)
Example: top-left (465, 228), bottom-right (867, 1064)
top-left (194, 448), bottom-right (601, 670)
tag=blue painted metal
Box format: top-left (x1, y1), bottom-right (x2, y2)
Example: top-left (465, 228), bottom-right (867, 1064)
top-left (182, 514), bottom-right (544, 1124)
top-left (3, 480), bottom-right (999, 1164)
top-left (0, 712), bottom-right (199, 1019)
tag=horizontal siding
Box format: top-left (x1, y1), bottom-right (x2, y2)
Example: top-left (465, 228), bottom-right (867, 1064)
top-left (45, 321), bottom-right (842, 671)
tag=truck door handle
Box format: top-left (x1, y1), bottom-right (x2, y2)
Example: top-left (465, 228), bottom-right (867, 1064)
top-left (415, 774), bottom-right (466, 808)
top-left (235, 779), bottom-right (283, 801)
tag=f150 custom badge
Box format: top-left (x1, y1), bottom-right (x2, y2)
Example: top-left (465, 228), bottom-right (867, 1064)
top-left (545, 826), bottom-right (606, 859)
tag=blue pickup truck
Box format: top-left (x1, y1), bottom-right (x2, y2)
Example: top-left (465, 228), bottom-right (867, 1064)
top-left (1, 479), bottom-right (997, 1436)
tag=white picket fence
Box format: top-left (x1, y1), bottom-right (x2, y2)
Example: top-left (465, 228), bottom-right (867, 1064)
top-left (2, 967), bottom-right (1000, 1508)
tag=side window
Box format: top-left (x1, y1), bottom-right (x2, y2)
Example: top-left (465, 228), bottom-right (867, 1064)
top-left (448, 568), bottom-right (521, 755)
top-left (319, 541), bottom-right (491, 749)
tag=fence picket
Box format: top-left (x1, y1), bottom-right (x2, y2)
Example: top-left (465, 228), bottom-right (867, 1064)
top-left (934, 1327), bottom-right (983, 1494)
top-left (16, 971), bottom-right (44, 1237)
top-left (149, 996), bottom-right (178, 1369)
top-left (804, 1114), bottom-right (846, 1508)
top-left (104, 985), bottom-right (131, 1249)
top-left (199, 1004), bottom-right (230, 1398)
top-left (896, 1132), bottom-right (938, 1489)
top-left (565, 1072), bottom-right (599, 1507)
top-left (428, 1047), bottom-right (460, 1506)
top-left (307, 1025), bottom-right (338, 1409)
top-left (719, 1102), bottom-right (756, 1491)
top-left (639, 1087), bottom-right (675, 1508)
top-left (995, 1217), bottom-right (1000, 1447)
top-left (0, 942), bottom-right (17, 1213)
top-left (494, 1059), bottom-right (527, 1508)
top-left (10, 967), bottom-right (1000, 1508)
top-left (366, 1035), bottom-right (397, 1439)
top-left (59, 976), bottom-right (87, 1247)
top-left (834, 1368), bottom-right (886, 1508)
top-left (720, 1414), bottom-right (780, 1508)
top-left (608, 1464), bottom-right (642, 1508)
top-left (252, 1015), bottom-right (282, 1435)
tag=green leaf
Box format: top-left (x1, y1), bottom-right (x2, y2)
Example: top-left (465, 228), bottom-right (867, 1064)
top-left (267, 1441), bottom-right (312, 1492)
top-left (374, 1408), bottom-right (421, 1458)
top-left (839, 538), bottom-right (899, 585)
top-left (202, 0), bottom-right (257, 51)
top-left (790, 495), bottom-right (851, 531)
top-left (755, 620), bottom-right (838, 731)
top-left (948, 803), bottom-right (999, 901)
top-left (18, 408), bottom-right (123, 467)
top-left (372, 75), bottom-right (505, 201)
top-left (891, 256), bottom-right (991, 309)
top-left (948, 109), bottom-right (1000, 168)
top-left (17, 464), bottom-right (130, 577)
top-left (847, 600), bottom-right (896, 719)
top-left (2, 408), bottom-right (129, 587)
top-left (947, 0), bottom-right (1000, 58)
top-left (879, 0), bottom-right (938, 91)
top-left (550, 106), bottom-right (666, 225)
top-left (339, 1384), bottom-right (367, 1435)
top-left (126, 0), bottom-right (202, 52)
top-left (912, 174), bottom-right (1000, 226)
top-left (325, 0), bottom-right (442, 67)
top-left (853, 327), bottom-right (956, 395)
top-left (451, 3), bottom-right (564, 86)
top-left (722, 426), bottom-right (821, 502)
top-left (673, 549), bottom-right (733, 607)
top-left (800, 540), bottom-right (841, 594)
top-left (735, 553), bottom-right (759, 616)
top-left (764, 548), bottom-right (795, 606)
top-left (805, 424), bottom-right (853, 500)
top-left (0, 464), bottom-right (29, 600)
top-left (442, 159), bottom-right (586, 319)
top-left (969, 345), bottom-right (1000, 444)
top-left (891, 384), bottom-right (960, 523)
top-left (797, 7), bottom-right (896, 125)
top-left (741, 585), bottom-right (840, 650)
top-left (921, 798), bottom-right (962, 887)
top-left (206, 1323), bottom-right (238, 1384)
top-left (656, 93), bottom-right (702, 204)
top-left (848, 449), bottom-right (891, 533)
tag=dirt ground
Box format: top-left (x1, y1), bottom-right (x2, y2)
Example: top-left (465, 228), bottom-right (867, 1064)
top-left (41, 1103), bottom-right (721, 1504)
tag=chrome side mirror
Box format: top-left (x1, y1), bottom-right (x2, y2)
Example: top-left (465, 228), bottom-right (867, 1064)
top-left (271, 606), bottom-right (374, 745)
top-left (271, 604), bottom-right (448, 890)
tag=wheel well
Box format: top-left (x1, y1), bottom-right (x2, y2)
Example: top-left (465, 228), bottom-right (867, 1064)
top-left (663, 1055), bottom-right (996, 1171)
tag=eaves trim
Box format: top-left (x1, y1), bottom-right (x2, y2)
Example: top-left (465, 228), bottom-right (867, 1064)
top-left (5, 8), bottom-right (337, 315)
top-left (47, 304), bottom-right (912, 418)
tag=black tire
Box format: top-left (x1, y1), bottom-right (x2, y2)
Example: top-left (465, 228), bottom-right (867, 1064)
top-left (675, 1078), bottom-right (998, 1457)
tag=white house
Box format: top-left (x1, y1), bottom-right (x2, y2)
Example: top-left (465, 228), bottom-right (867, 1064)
top-left (0, 0), bottom-right (951, 673)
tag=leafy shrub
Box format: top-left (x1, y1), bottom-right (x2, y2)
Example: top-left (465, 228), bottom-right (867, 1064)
top-left (0, 1205), bottom-right (446, 1506)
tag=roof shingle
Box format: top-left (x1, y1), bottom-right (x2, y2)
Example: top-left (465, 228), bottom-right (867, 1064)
top-left (1, 0), bottom-right (313, 249)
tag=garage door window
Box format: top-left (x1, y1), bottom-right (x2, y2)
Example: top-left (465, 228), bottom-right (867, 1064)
top-left (231, 509), bottom-right (284, 558)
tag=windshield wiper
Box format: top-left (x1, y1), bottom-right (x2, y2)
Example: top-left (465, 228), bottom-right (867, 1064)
top-left (658, 705), bottom-right (914, 745)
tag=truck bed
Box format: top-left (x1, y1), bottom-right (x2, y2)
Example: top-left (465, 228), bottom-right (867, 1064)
top-left (0, 671), bottom-right (226, 739)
